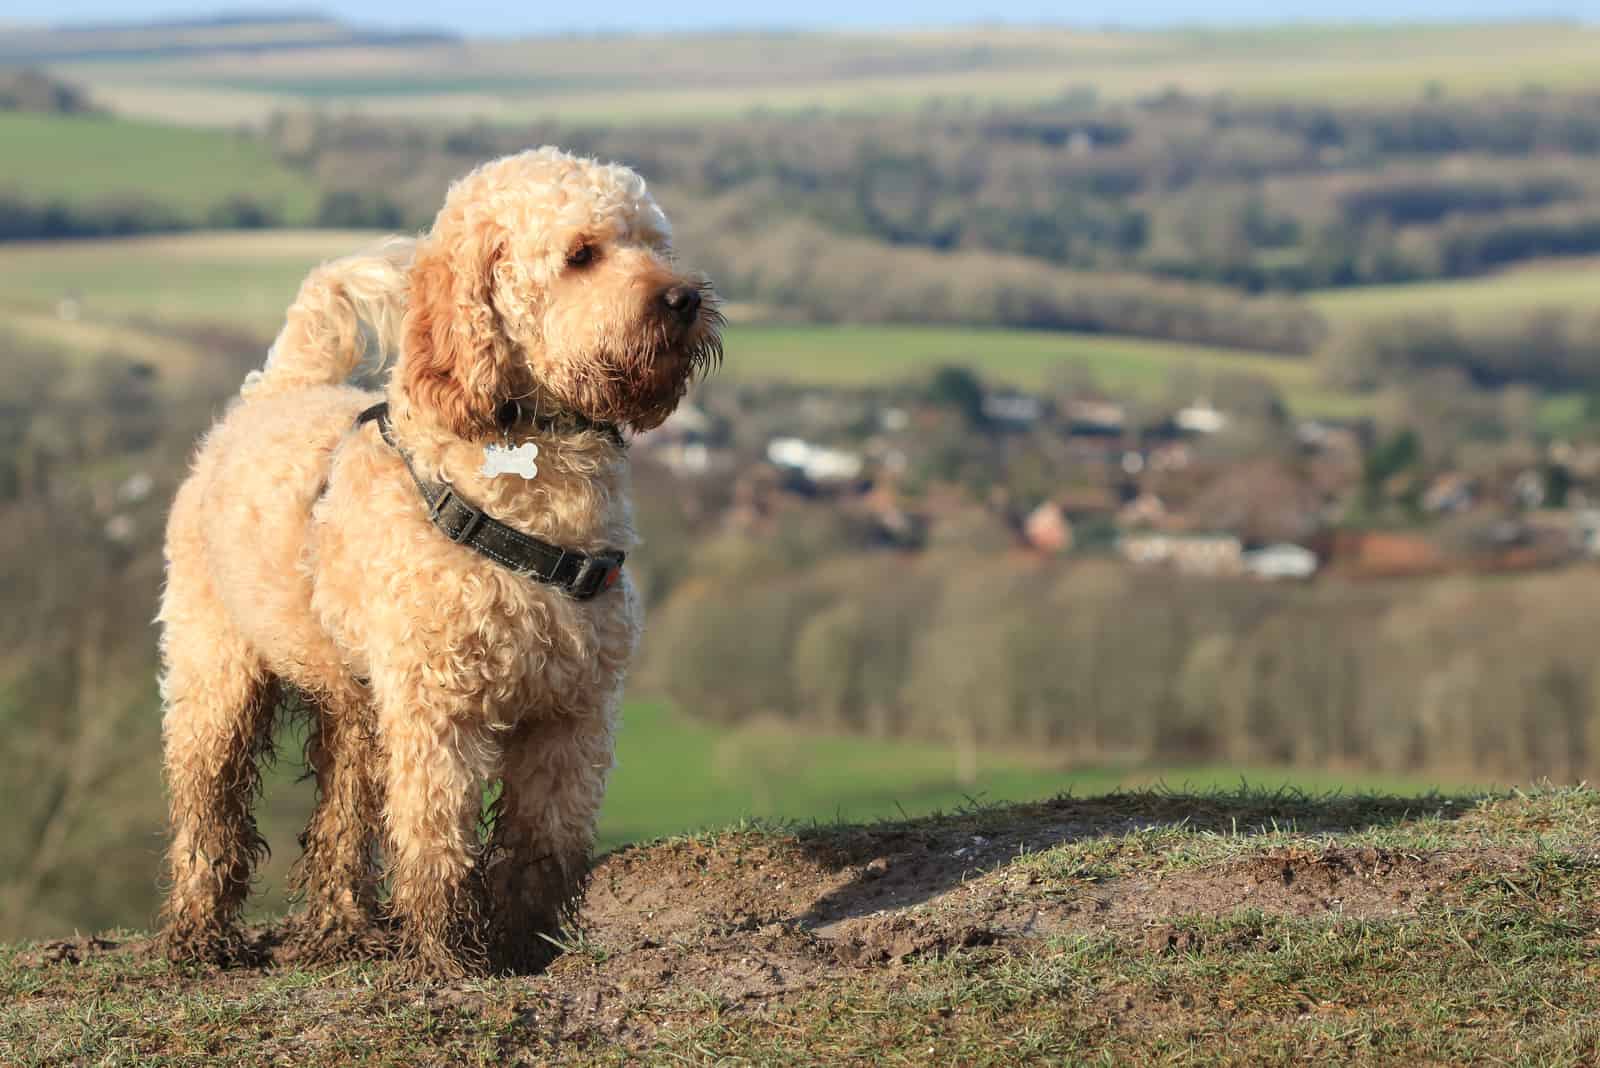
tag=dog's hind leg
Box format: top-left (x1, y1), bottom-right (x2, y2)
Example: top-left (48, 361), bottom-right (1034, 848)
top-left (289, 685), bottom-right (386, 962)
top-left (157, 558), bottom-right (278, 966)
top-left (484, 704), bottom-right (616, 974)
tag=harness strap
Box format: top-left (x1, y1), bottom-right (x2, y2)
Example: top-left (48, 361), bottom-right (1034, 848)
top-left (357, 403), bottom-right (625, 601)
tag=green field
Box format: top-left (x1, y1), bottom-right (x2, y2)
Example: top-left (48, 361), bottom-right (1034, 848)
top-left (48, 21), bottom-right (1600, 127)
top-left (0, 112), bottom-right (320, 224)
top-left (726, 323), bottom-right (1361, 415)
top-left (1312, 259), bottom-right (1600, 327)
top-left (0, 231), bottom-right (374, 336)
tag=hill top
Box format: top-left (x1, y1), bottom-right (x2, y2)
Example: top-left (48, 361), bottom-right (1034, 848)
top-left (0, 14), bottom-right (453, 63)
top-left (6, 785), bottom-right (1599, 1064)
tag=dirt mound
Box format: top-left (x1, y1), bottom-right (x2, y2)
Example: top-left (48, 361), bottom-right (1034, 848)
top-left (14, 789), bottom-right (1595, 1064)
top-left (19, 835), bottom-right (1491, 1005)
top-left (21, 817), bottom-right (1500, 979)
top-left (574, 805), bottom-right (1514, 983)
top-left (583, 833), bottom-right (847, 943)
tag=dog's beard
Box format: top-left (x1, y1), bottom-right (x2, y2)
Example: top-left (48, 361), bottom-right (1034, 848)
top-left (569, 303), bottom-right (724, 432)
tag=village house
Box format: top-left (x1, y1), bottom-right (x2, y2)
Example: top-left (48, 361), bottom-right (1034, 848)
top-left (1174, 399), bottom-right (1228, 435)
top-left (1022, 500), bottom-right (1073, 554)
top-left (1064, 398), bottom-right (1126, 437)
top-left (1146, 442), bottom-right (1193, 472)
top-left (1421, 472), bottom-right (1474, 514)
top-left (766, 437), bottom-right (866, 488)
top-left (1119, 532), bottom-right (1244, 576)
top-left (1241, 543), bottom-right (1319, 581)
top-left (981, 390), bottom-right (1045, 429)
top-left (1296, 420), bottom-right (1364, 458)
top-left (1572, 510), bottom-right (1600, 557)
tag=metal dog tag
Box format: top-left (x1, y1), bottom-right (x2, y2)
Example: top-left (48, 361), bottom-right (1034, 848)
top-left (481, 442), bottom-right (540, 480)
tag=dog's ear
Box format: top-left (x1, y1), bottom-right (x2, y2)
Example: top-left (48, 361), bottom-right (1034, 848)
top-left (400, 227), bottom-right (512, 440)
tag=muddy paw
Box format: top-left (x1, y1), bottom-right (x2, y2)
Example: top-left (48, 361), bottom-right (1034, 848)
top-left (284, 912), bottom-right (393, 965)
top-left (385, 929), bottom-right (491, 985)
top-left (159, 923), bottom-right (264, 968)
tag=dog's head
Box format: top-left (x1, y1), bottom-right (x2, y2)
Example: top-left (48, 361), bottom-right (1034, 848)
top-left (398, 147), bottom-right (722, 439)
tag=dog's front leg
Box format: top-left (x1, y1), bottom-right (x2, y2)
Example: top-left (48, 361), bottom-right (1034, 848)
top-left (485, 703), bottom-right (616, 973)
top-left (374, 692), bottom-right (495, 981)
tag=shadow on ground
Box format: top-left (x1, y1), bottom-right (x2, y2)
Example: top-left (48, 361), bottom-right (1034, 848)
top-left (580, 787), bottom-right (1486, 962)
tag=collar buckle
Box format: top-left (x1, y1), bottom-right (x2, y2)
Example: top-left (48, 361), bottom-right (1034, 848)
top-left (570, 551), bottom-right (626, 600)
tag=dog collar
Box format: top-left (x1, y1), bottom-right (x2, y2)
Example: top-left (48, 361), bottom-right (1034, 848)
top-left (495, 399), bottom-right (625, 449)
top-left (357, 403), bottom-right (625, 601)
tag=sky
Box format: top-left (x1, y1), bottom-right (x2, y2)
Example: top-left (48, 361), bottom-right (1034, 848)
top-left (5, 0), bottom-right (1598, 35)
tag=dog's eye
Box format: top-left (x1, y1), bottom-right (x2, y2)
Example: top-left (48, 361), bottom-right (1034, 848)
top-left (566, 244), bottom-right (595, 268)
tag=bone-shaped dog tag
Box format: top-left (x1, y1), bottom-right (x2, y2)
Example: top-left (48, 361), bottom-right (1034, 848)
top-left (481, 442), bottom-right (540, 479)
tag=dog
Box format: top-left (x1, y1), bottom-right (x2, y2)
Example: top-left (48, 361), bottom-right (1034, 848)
top-left (156, 147), bottom-right (721, 978)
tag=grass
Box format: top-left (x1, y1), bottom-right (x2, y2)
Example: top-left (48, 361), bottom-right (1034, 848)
top-left (0, 230), bottom-right (370, 339)
top-left (0, 112), bottom-right (320, 224)
top-left (724, 322), bottom-right (1364, 417)
top-left (596, 702), bottom-right (1482, 847)
top-left (51, 22), bottom-right (1600, 127)
top-left (1311, 258), bottom-right (1600, 328)
top-left (6, 786), bottom-right (1598, 1065)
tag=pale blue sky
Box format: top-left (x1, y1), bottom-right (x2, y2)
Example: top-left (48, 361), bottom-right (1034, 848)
top-left (5, 0), bottom-right (1597, 35)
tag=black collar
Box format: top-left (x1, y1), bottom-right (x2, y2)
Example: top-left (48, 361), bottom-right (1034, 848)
top-left (357, 403), bottom-right (625, 601)
top-left (495, 399), bottom-right (626, 449)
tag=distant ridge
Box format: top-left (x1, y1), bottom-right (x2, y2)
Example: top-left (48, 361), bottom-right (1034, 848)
top-left (0, 13), bottom-right (455, 63)
top-left (52, 11), bottom-right (364, 31)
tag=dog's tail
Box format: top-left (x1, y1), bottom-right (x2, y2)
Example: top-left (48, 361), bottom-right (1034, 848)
top-left (241, 236), bottom-right (415, 399)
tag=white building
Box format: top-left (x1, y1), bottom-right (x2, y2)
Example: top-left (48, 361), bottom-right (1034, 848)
top-left (1176, 399), bottom-right (1228, 435)
top-left (766, 437), bottom-right (865, 484)
top-left (1242, 543), bottom-right (1319, 581)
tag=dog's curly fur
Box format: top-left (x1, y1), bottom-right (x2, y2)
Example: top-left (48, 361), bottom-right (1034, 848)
top-left (156, 148), bottom-right (721, 979)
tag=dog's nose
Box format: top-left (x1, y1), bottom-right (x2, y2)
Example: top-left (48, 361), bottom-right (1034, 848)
top-left (660, 284), bottom-right (702, 320)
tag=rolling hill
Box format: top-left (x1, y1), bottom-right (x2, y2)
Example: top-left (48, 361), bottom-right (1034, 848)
top-left (13, 19), bottom-right (1597, 126)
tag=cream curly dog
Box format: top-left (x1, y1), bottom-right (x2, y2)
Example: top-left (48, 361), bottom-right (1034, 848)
top-left (157, 148), bottom-right (721, 978)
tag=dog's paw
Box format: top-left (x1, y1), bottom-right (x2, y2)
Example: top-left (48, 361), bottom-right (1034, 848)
top-left (285, 912), bottom-right (393, 965)
top-left (158, 922), bottom-right (263, 969)
top-left (386, 927), bottom-right (492, 985)
top-left (387, 948), bottom-right (490, 985)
